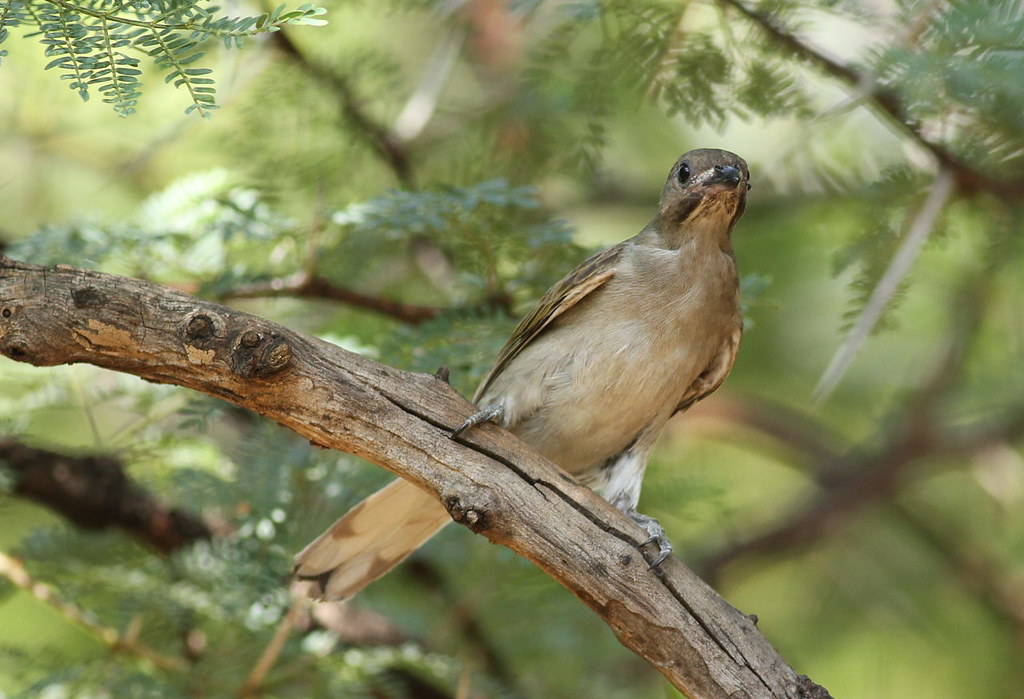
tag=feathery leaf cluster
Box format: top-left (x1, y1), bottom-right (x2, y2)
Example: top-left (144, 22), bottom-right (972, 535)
top-left (867, 0), bottom-right (1024, 176)
top-left (0, 0), bottom-right (326, 116)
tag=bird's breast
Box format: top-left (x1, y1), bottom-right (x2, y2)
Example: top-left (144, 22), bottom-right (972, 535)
top-left (485, 244), bottom-right (740, 476)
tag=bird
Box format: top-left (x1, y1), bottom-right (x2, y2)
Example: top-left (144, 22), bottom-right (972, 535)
top-left (294, 148), bottom-right (750, 601)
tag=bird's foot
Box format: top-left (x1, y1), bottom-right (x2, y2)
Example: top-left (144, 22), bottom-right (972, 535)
top-left (451, 404), bottom-right (504, 438)
top-left (629, 511), bottom-right (673, 568)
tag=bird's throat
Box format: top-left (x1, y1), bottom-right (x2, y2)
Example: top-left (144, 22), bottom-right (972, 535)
top-left (656, 197), bottom-right (739, 253)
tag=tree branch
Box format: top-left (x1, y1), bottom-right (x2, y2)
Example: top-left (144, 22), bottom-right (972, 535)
top-left (1, 439), bottom-right (212, 553)
top-left (221, 272), bottom-right (515, 324)
top-left (695, 395), bottom-right (1024, 585)
top-left (0, 256), bottom-right (829, 698)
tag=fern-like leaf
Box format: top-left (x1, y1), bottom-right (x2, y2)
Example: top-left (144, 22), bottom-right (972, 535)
top-left (2, 0), bottom-right (328, 115)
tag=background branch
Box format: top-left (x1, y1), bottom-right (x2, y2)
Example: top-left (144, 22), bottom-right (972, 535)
top-left (270, 30), bottom-right (415, 187)
top-left (695, 408), bottom-right (1021, 583)
top-left (220, 272), bottom-right (515, 325)
top-left (0, 550), bottom-right (190, 673)
top-left (223, 272), bottom-right (444, 324)
top-left (1, 439), bottom-right (212, 553)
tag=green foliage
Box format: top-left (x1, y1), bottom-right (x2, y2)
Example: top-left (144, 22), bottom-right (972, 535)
top-left (330, 180), bottom-right (582, 301)
top-left (519, 0), bottom-right (812, 170)
top-left (0, 363), bottom-right (453, 695)
top-left (870, 0), bottom-right (1024, 175)
top-left (0, 0), bottom-right (327, 116)
top-left (10, 168), bottom-right (294, 282)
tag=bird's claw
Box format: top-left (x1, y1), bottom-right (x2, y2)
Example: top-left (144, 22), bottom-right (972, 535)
top-left (451, 404), bottom-right (505, 438)
top-left (629, 512), bottom-right (673, 568)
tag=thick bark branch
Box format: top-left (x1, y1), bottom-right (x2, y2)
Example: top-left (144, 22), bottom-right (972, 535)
top-left (0, 256), bottom-right (829, 698)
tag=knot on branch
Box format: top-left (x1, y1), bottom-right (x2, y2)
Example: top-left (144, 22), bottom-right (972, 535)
top-left (71, 286), bottom-right (106, 309)
top-left (231, 327), bottom-right (293, 378)
top-left (0, 306), bottom-right (29, 360)
top-left (181, 311), bottom-right (221, 347)
top-left (444, 496), bottom-right (489, 533)
top-left (1, 333), bottom-right (29, 361)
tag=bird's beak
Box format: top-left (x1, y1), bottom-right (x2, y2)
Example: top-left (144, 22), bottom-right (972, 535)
top-left (706, 165), bottom-right (742, 189)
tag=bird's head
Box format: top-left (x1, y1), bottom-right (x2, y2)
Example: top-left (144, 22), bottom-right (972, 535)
top-left (657, 149), bottom-right (750, 238)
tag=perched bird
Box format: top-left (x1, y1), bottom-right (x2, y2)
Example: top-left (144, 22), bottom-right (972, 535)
top-left (295, 148), bottom-right (750, 601)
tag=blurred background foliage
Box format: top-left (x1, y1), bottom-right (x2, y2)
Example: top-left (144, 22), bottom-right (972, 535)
top-left (1, 0), bottom-right (1023, 697)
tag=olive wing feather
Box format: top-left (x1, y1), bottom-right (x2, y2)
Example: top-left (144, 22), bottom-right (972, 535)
top-left (473, 243), bottom-right (625, 402)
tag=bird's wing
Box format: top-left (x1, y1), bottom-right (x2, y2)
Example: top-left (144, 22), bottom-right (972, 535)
top-left (673, 324), bottom-right (742, 414)
top-left (474, 242), bottom-right (625, 402)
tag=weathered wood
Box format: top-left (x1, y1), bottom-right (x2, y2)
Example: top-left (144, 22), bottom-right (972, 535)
top-left (0, 256), bottom-right (830, 698)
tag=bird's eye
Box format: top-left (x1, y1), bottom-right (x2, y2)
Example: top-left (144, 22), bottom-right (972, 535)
top-left (677, 162), bottom-right (690, 184)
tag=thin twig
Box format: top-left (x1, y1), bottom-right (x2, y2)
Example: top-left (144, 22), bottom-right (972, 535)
top-left (238, 596), bottom-right (307, 697)
top-left (812, 168), bottom-right (956, 403)
top-left (270, 30), bottom-right (415, 187)
top-left (393, 26), bottom-right (466, 141)
top-left (224, 272), bottom-right (444, 324)
top-left (223, 272), bottom-right (515, 324)
top-left (0, 550), bottom-right (190, 672)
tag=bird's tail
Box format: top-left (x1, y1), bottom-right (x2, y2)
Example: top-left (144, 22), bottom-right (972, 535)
top-left (293, 478), bottom-right (452, 600)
